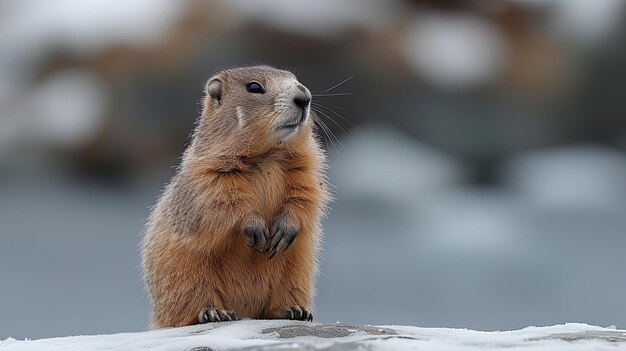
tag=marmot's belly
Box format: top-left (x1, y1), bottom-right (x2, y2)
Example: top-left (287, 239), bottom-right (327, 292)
top-left (209, 243), bottom-right (283, 318)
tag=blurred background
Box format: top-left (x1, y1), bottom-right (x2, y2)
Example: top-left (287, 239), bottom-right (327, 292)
top-left (2, 0), bottom-right (626, 340)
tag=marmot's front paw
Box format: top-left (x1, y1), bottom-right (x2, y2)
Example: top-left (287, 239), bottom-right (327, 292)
top-left (275, 306), bottom-right (313, 322)
top-left (243, 216), bottom-right (269, 253)
top-left (268, 213), bottom-right (299, 259)
top-left (199, 308), bottom-right (239, 323)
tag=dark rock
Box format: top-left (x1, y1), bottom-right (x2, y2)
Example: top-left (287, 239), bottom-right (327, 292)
top-left (261, 323), bottom-right (396, 339)
top-left (529, 331), bottom-right (626, 343)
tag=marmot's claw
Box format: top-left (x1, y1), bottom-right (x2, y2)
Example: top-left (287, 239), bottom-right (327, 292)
top-left (277, 306), bottom-right (313, 322)
top-left (243, 217), bottom-right (270, 253)
top-left (199, 308), bottom-right (239, 323)
top-left (268, 214), bottom-right (298, 259)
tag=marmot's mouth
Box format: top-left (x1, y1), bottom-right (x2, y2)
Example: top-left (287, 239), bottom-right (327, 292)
top-left (280, 123), bottom-right (300, 130)
top-left (278, 110), bottom-right (308, 130)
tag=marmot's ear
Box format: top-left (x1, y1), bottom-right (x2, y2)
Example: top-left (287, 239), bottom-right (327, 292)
top-left (206, 77), bottom-right (223, 106)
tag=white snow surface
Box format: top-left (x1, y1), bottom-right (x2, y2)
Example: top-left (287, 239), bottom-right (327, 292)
top-left (1, 321), bottom-right (624, 351)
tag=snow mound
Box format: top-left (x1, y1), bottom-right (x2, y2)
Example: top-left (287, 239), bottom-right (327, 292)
top-left (2, 321), bottom-right (625, 351)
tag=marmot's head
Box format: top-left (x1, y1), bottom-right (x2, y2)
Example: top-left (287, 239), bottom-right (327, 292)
top-left (199, 66), bottom-right (313, 154)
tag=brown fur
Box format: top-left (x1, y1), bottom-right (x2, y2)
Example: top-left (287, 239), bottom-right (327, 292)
top-left (141, 66), bottom-right (330, 328)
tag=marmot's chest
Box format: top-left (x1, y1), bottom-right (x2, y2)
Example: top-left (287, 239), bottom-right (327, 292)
top-left (249, 162), bottom-right (291, 220)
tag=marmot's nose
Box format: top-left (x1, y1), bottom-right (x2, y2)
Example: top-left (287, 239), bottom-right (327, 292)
top-left (293, 84), bottom-right (312, 109)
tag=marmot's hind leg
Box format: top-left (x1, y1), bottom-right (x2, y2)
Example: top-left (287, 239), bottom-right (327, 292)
top-left (263, 242), bottom-right (315, 322)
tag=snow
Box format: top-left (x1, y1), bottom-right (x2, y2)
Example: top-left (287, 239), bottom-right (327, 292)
top-left (0, 0), bottom-right (186, 57)
top-left (404, 12), bottom-right (509, 91)
top-left (331, 125), bottom-right (464, 205)
top-left (511, 0), bottom-right (626, 44)
top-left (25, 71), bottom-right (106, 148)
top-left (218, 0), bottom-right (403, 37)
top-left (1, 321), bottom-right (624, 351)
top-left (502, 145), bottom-right (626, 210)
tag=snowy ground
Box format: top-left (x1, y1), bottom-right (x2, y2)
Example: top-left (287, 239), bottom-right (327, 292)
top-left (2, 321), bottom-right (625, 351)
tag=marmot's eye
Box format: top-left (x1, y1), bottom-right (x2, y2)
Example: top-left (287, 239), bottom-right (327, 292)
top-left (246, 81), bottom-right (265, 94)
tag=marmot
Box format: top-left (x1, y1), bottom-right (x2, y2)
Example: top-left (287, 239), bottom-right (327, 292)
top-left (141, 66), bottom-right (330, 328)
